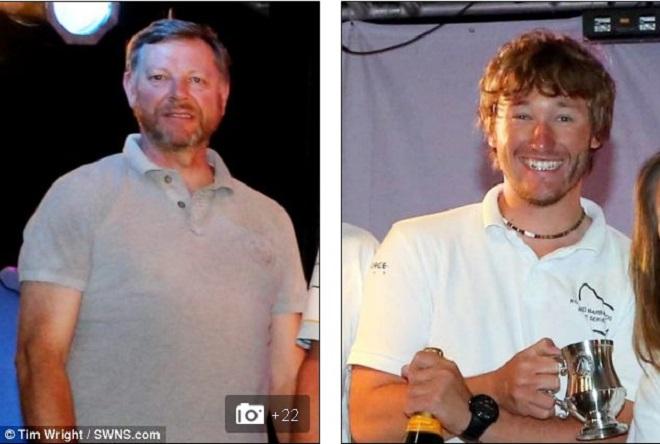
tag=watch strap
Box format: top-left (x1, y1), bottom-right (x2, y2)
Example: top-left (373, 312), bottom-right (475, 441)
top-left (460, 413), bottom-right (488, 442)
top-left (460, 395), bottom-right (498, 442)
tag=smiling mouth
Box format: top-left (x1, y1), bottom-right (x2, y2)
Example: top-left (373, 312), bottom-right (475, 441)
top-left (165, 112), bottom-right (194, 119)
top-left (522, 158), bottom-right (563, 171)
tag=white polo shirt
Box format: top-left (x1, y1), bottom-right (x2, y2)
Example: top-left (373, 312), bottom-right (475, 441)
top-left (298, 251), bottom-right (320, 344)
top-left (348, 185), bottom-right (642, 404)
top-left (629, 367), bottom-right (660, 442)
top-left (342, 223), bottom-right (380, 443)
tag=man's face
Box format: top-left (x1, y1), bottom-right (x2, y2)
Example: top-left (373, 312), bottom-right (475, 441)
top-left (123, 38), bottom-right (229, 151)
top-left (488, 89), bottom-right (600, 206)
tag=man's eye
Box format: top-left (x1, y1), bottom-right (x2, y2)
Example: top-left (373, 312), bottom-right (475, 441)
top-left (191, 76), bottom-right (203, 84)
top-left (149, 74), bottom-right (164, 81)
top-left (512, 113), bottom-right (531, 120)
top-left (557, 115), bottom-right (574, 122)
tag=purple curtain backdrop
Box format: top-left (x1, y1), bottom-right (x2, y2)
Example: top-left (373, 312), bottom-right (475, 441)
top-left (342, 16), bottom-right (660, 240)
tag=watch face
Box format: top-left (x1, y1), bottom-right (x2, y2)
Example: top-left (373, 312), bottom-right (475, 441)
top-left (471, 394), bottom-right (499, 422)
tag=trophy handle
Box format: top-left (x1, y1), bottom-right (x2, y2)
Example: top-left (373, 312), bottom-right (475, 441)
top-left (554, 396), bottom-right (569, 419)
top-left (554, 358), bottom-right (569, 419)
top-left (557, 358), bottom-right (568, 376)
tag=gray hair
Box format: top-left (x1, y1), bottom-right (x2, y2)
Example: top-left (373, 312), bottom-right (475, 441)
top-left (125, 19), bottom-right (231, 82)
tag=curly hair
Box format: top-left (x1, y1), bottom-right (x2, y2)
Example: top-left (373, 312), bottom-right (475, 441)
top-left (478, 29), bottom-right (615, 167)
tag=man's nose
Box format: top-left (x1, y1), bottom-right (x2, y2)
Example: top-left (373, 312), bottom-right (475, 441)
top-left (530, 121), bottom-right (555, 150)
top-left (168, 77), bottom-right (190, 99)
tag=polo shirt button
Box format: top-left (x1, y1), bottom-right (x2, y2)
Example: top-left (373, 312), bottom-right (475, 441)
top-left (164, 175), bottom-right (172, 184)
top-left (177, 201), bottom-right (186, 208)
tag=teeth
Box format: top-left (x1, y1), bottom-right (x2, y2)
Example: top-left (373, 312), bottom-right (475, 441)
top-left (523, 159), bottom-right (563, 171)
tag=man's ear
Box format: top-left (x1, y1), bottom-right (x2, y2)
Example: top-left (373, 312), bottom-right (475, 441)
top-left (123, 71), bottom-right (136, 108)
top-left (487, 132), bottom-right (497, 149)
top-left (486, 132), bottom-right (501, 170)
top-left (218, 80), bottom-right (230, 115)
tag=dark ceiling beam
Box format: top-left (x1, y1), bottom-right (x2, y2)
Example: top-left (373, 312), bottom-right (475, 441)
top-left (341, 1), bottom-right (660, 22)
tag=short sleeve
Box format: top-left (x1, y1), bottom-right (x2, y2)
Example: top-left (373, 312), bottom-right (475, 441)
top-left (18, 170), bottom-right (97, 292)
top-left (629, 368), bottom-right (660, 442)
top-left (298, 251), bottom-right (319, 341)
top-left (610, 294), bottom-right (644, 401)
top-left (271, 208), bottom-right (307, 315)
top-left (342, 223), bottom-right (380, 367)
top-left (348, 223), bottom-right (433, 376)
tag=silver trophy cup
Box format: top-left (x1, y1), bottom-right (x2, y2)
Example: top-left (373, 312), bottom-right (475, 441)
top-left (554, 339), bottom-right (628, 440)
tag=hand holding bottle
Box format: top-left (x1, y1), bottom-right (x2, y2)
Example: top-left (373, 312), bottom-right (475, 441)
top-left (402, 347), bottom-right (472, 440)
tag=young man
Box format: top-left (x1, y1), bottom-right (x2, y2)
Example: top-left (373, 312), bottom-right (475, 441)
top-left (349, 30), bottom-right (642, 442)
top-left (16, 19), bottom-right (306, 443)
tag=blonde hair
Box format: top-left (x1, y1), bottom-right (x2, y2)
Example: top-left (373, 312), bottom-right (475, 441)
top-left (632, 152), bottom-right (660, 370)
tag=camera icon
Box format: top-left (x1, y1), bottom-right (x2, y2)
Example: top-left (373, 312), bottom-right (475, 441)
top-left (235, 402), bottom-right (265, 425)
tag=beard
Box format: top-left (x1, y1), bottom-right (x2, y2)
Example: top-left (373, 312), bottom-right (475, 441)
top-left (133, 100), bottom-right (217, 152)
top-left (502, 149), bottom-right (592, 207)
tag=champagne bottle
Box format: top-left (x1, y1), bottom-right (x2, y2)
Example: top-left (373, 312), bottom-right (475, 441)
top-left (404, 347), bottom-right (445, 443)
top-left (404, 411), bottom-right (444, 443)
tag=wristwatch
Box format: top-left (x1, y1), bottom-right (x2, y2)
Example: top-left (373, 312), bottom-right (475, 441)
top-left (460, 394), bottom-right (499, 442)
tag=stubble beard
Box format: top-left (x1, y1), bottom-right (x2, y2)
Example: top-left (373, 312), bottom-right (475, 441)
top-left (134, 105), bottom-right (212, 153)
top-left (503, 149), bottom-right (592, 208)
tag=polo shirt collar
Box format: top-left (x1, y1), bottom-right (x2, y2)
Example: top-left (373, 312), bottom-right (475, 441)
top-left (122, 133), bottom-right (234, 191)
top-left (575, 198), bottom-right (606, 252)
top-left (482, 183), bottom-right (606, 253)
top-left (482, 184), bottom-right (506, 229)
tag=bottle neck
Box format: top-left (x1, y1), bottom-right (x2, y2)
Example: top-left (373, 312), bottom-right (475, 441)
top-left (406, 412), bottom-right (443, 435)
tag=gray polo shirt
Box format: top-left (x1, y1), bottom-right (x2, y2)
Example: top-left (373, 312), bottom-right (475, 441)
top-left (19, 134), bottom-right (307, 442)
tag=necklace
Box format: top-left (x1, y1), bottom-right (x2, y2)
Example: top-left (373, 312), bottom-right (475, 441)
top-left (502, 208), bottom-right (586, 240)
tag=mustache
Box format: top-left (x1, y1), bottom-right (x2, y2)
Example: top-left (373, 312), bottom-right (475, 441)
top-left (159, 101), bottom-right (199, 115)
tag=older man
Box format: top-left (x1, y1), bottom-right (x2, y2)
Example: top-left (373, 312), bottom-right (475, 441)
top-left (16, 19), bottom-right (306, 443)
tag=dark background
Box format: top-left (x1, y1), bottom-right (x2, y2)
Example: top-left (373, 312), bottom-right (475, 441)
top-left (0, 2), bottom-right (319, 280)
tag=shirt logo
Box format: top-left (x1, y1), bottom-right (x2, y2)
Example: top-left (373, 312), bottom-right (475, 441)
top-left (569, 283), bottom-right (613, 337)
top-left (370, 261), bottom-right (388, 274)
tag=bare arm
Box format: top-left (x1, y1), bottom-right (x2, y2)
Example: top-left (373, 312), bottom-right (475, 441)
top-left (292, 341), bottom-right (319, 443)
top-left (351, 350), bottom-right (633, 443)
top-left (15, 281), bottom-right (82, 428)
top-left (463, 338), bottom-right (634, 442)
top-left (349, 366), bottom-right (409, 443)
top-left (270, 313), bottom-right (306, 443)
top-left (270, 313), bottom-right (306, 395)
